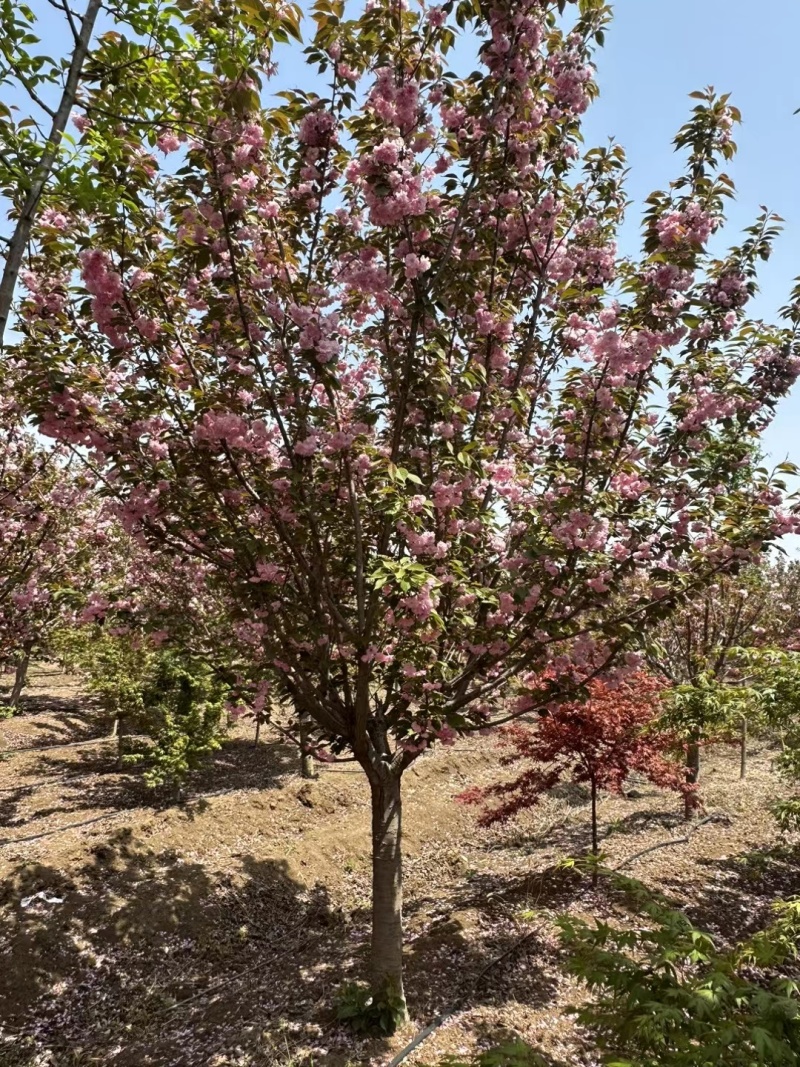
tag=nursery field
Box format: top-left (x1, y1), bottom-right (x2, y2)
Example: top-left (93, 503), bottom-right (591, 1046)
top-left (2, 667), bottom-right (798, 1067)
top-left (4, 0), bottom-right (800, 1063)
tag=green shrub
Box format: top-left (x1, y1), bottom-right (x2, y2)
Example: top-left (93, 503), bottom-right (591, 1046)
top-left (334, 981), bottom-right (407, 1036)
top-left (557, 873), bottom-right (800, 1066)
top-left (55, 626), bottom-right (228, 787)
top-left (125, 649), bottom-right (228, 786)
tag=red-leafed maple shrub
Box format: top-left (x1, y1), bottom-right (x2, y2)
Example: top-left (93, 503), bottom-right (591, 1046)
top-left (460, 673), bottom-right (691, 862)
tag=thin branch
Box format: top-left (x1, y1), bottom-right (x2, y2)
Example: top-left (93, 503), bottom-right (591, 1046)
top-left (45, 0), bottom-right (81, 44)
top-left (3, 59), bottom-right (57, 118)
top-left (0, 0), bottom-right (102, 349)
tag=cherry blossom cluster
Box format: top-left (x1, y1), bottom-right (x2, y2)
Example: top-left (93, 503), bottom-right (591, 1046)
top-left (9, 0), bottom-right (800, 765)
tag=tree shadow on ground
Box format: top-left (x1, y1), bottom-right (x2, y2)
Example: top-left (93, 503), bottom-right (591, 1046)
top-left (0, 738), bottom-right (303, 839)
top-left (657, 840), bottom-right (800, 943)
top-left (36, 737), bottom-right (300, 808)
top-left (0, 829), bottom-right (365, 1067)
top-left (467, 1019), bottom-right (584, 1067)
top-left (477, 812), bottom-right (598, 865)
top-left (0, 830), bottom-right (577, 1067)
top-left (0, 785), bottom-right (38, 829)
top-left (193, 735), bottom-right (303, 793)
top-left (398, 863), bottom-right (588, 1028)
top-left (405, 914), bottom-right (560, 1018)
top-left (431, 862), bottom-right (590, 917)
top-left (603, 808), bottom-right (684, 837)
top-left (0, 694), bottom-right (102, 747)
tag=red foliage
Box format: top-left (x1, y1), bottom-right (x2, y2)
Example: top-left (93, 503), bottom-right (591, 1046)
top-left (460, 672), bottom-right (693, 827)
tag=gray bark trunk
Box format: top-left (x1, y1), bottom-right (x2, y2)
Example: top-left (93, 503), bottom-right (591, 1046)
top-left (369, 772), bottom-right (408, 1021)
top-left (299, 711), bottom-right (316, 778)
top-left (9, 653), bottom-right (30, 707)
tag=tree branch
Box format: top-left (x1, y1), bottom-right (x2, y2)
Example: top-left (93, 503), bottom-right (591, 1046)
top-left (0, 0), bottom-right (102, 349)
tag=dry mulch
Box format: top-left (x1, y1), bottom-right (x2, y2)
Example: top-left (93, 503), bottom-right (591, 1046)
top-left (1, 667), bottom-right (799, 1067)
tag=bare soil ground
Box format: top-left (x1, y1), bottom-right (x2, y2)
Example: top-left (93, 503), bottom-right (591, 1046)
top-left (1, 667), bottom-right (799, 1067)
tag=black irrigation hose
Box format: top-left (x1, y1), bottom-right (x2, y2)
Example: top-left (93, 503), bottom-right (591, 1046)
top-left (157, 917), bottom-right (314, 1015)
top-left (0, 772), bottom-right (110, 794)
top-left (0, 734), bottom-right (119, 757)
top-left (0, 754), bottom-right (316, 843)
top-left (0, 812), bottom-right (122, 848)
top-left (386, 923), bottom-right (546, 1067)
top-left (612, 813), bottom-right (723, 872)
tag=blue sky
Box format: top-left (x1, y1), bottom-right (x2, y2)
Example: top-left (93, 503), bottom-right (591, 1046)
top-left (578, 0), bottom-right (800, 472)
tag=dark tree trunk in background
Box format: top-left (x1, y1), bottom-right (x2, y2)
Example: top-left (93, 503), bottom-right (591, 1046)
top-left (299, 711), bottom-right (316, 778)
top-left (590, 776), bottom-right (599, 885)
top-left (685, 736), bottom-right (701, 820)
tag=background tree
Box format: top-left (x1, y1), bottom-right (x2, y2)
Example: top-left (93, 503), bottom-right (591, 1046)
top-left (460, 673), bottom-right (690, 867)
top-left (52, 522), bottom-right (253, 772)
top-left (57, 621), bottom-right (231, 787)
top-left (650, 562), bottom-right (800, 810)
top-left (0, 0), bottom-right (104, 345)
top-left (0, 397), bottom-right (99, 707)
top-left (9, 0), bottom-right (800, 1020)
top-left (0, 0), bottom-right (261, 347)
top-left (725, 645), bottom-right (800, 831)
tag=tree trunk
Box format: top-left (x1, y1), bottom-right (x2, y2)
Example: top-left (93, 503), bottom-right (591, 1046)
top-left (369, 772), bottom-right (408, 1023)
top-left (299, 711), bottom-right (316, 779)
top-left (590, 776), bottom-right (599, 885)
top-left (116, 713), bottom-right (131, 767)
top-left (684, 737), bottom-right (701, 820)
top-left (590, 777), bottom-right (599, 856)
top-left (740, 717), bottom-right (747, 780)
top-left (9, 653), bottom-right (30, 708)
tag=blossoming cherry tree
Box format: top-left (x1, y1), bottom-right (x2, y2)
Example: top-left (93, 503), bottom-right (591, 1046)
top-left (12, 0), bottom-right (800, 1017)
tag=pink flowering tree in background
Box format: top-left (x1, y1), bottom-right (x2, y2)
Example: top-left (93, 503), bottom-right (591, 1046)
top-left (62, 524), bottom-right (279, 764)
top-left (0, 397), bottom-right (98, 706)
top-left (7, 0), bottom-right (800, 1018)
top-left (54, 536), bottom-right (240, 784)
